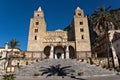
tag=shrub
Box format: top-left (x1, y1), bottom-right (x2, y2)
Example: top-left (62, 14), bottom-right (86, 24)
top-left (89, 58), bottom-right (94, 65)
top-left (81, 59), bottom-right (84, 62)
top-left (116, 73), bottom-right (119, 75)
top-left (26, 62), bottom-right (28, 65)
top-left (17, 62), bottom-right (20, 68)
top-left (36, 59), bottom-right (38, 62)
top-left (109, 68), bottom-right (113, 71)
top-left (115, 67), bottom-right (120, 72)
top-left (70, 74), bottom-right (76, 78)
top-left (2, 74), bottom-right (16, 80)
top-left (86, 60), bottom-right (89, 63)
top-left (90, 61), bottom-right (94, 65)
top-left (102, 64), bottom-right (108, 69)
top-left (34, 72), bottom-right (40, 76)
top-left (78, 72), bottom-right (84, 76)
top-left (44, 56), bottom-right (49, 59)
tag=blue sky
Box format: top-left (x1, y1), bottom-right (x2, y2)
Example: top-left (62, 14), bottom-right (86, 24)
top-left (0, 0), bottom-right (120, 50)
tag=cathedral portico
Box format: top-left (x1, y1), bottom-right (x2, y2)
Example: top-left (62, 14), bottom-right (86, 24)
top-left (54, 46), bottom-right (65, 59)
top-left (43, 43), bottom-right (68, 59)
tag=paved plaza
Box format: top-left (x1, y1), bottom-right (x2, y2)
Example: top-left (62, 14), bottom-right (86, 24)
top-left (11, 75), bottom-right (119, 80)
top-left (0, 59), bottom-right (119, 80)
top-left (11, 59), bottom-right (120, 80)
top-left (0, 75), bottom-right (120, 80)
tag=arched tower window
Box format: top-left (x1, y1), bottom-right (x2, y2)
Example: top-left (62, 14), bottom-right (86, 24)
top-left (80, 22), bottom-right (83, 25)
top-left (35, 36), bottom-right (37, 40)
top-left (36, 21), bottom-right (39, 25)
top-left (80, 28), bottom-right (84, 32)
top-left (81, 35), bottom-right (84, 39)
top-left (35, 29), bottom-right (38, 33)
top-left (78, 13), bottom-right (81, 16)
top-left (37, 14), bottom-right (39, 17)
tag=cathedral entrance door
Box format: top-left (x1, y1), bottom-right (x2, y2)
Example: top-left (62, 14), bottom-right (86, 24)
top-left (54, 46), bottom-right (65, 59)
top-left (56, 52), bottom-right (62, 59)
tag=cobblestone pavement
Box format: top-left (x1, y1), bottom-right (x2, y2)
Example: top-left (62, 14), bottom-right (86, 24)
top-left (15, 59), bottom-right (117, 76)
top-left (1, 73), bottom-right (120, 80)
top-left (13, 59), bottom-right (120, 80)
top-left (86, 75), bottom-right (120, 80)
top-left (14, 75), bottom-right (120, 80)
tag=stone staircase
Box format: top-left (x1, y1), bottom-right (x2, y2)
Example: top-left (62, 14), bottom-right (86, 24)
top-left (15, 59), bottom-right (117, 77)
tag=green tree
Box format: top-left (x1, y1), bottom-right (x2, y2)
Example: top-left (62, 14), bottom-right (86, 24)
top-left (7, 39), bottom-right (20, 66)
top-left (2, 74), bottom-right (16, 80)
top-left (40, 64), bottom-right (75, 77)
top-left (91, 6), bottom-right (114, 68)
top-left (92, 6), bottom-right (111, 35)
top-left (9, 39), bottom-right (19, 50)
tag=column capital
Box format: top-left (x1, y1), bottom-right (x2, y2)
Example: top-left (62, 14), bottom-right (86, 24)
top-left (50, 43), bottom-right (53, 46)
top-left (66, 42), bottom-right (69, 46)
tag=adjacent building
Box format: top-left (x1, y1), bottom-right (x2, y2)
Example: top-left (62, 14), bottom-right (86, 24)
top-left (112, 31), bottom-right (120, 66)
top-left (92, 30), bottom-right (120, 67)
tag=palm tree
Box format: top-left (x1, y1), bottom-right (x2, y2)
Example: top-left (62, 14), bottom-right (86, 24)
top-left (2, 74), bottom-right (16, 80)
top-left (92, 6), bottom-right (111, 35)
top-left (40, 64), bottom-right (75, 77)
top-left (92, 6), bottom-right (112, 68)
top-left (9, 39), bottom-right (20, 50)
top-left (7, 39), bottom-right (20, 67)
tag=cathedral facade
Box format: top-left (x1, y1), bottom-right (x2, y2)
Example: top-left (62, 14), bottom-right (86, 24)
top-left (27, 7), bottom-right (91, 59)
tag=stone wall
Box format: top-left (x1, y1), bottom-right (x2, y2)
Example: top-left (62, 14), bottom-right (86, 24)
top-left (79, 57), bottom-right (113, 68)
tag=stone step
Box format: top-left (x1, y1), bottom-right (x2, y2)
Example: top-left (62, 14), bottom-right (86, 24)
top-left (15, 59), bottom-right (117, 77)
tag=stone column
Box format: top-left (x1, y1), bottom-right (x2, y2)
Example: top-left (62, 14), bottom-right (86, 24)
top-left (50, 44), bottom-right (54, 59)
top-left (55, 54), bottom-right (57, 59)
top-left (61, 53), bottom-right (64, 59)
top-left (66, 43), bottom-right (69, 59)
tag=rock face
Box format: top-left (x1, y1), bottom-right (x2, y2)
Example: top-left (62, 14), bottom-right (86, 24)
top-left (16, 59), bottom-right (116, 77)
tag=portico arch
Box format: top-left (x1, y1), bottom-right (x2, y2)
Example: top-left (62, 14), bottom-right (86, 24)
top-left (44, 46), bottom-right (51, 58)
top-left (54, 46), bottom-right (65, 59)
top-left (69, 46), bottom-right (76, 59)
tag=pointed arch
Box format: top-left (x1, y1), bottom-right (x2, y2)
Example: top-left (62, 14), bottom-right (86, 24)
top-left (44, 46), bottom-right (51, 58)
top-left (69, 46), bottom-right (76, 59)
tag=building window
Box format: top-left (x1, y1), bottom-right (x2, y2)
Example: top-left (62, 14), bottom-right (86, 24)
top-left (35, 36), bottom-right (37, 40)
top-left (78, 13), bottom-right (81, 16)
top-left (37, 14), bottom-right (39, 17)
top-left (80, 28), bottom-right (84, 32)
top-left (35, 29), bottom-right (38, 33)
top-left (81, 35), bottom-right (84, 39)
top-left (36, 22), bottom-right (39, 25)
top-left (80, 22), bottom-right (83, 25)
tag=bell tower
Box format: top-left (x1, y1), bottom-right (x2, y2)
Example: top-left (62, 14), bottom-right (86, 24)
top-left (73, 7), bottom-right (91, 58)
top-left (27, 7), bottom-right (46, 51)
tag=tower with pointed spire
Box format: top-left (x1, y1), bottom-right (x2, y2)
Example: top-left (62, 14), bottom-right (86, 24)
top-left (27, 7), bottom-right (46, 51)
top-left (72, 7), bottom-right (91, 58)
